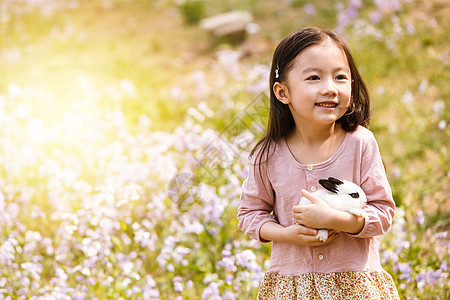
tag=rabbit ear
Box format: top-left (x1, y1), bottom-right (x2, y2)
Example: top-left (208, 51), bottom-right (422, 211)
top-left (318, 177), bottom-right (344, 194)
top-left (327, 177), bottom-right (344, 186)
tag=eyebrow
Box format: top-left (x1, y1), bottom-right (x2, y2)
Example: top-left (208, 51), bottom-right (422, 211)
top-left (302, 66), bottom-right (350, 74)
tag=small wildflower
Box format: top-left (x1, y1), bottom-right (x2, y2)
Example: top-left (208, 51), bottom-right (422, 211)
top-left (173, 276), bottom-right (183, 292)
top-left (401, 90), bottom-right (414, 104)
top-left (416, 210), bottom-right (425, 225)
top-left (303, 4), bottom-right (315, 15)
top-left (406, 23), bottom-right (415, 34)
top-left (432, 100), bottom-right (445, 116)
top-left (418, 80), bottom-right (428, 92)
top-left (202, 282), bottom-right (221, 299)
top-left (376, 85), bottom-right (386, 95)
top-left (369, 11), bottom-right (382, 23)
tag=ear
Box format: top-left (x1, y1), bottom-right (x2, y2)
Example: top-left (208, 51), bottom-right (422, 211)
top-left (318, 177), bottom-right (343, 194)
top-left (327, 177), bottom-right (344, 186)
top-left (273, 82), bottom-right (290, 105)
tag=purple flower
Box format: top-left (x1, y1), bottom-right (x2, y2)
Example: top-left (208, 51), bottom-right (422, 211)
top-left (395, 240), bottom-right (410, 254)
top-left (418, 80), bottom-right (429, 93)
top-left (222, 291), bottom-right (236, 300)
top-left (375, 0), bottom-right (387, 10)
top-left (435, 232), bottom-right (448, 240)
top-left (173, 282), bottom-right (183, 293)
top-left (416, 269), bottom-right (444, 286)
top-left (381, 250), bottom-right (399, 264)
top-left (428, 269), bottom-right (442, 284)
top-left (369, 11), bottom-right (383, 23)
top-left (335, 0), bottom-right (361, 33)
top-left (396, 261), bottom-right (412, 280)
top-left (202, 282), bottom-right (221, 299)
top-left (225, 274), bottom-right (234, 285)
top-left (235, 249), bottom-right (261, 272)
top-left (416, 272), bottom-right (426, 285)
top-left (406, 23), bottom-right (415, 35)
top-left (218, 256), bottom-right (237, 273)
top-left (391, 167), bottom-right (401, 179)
top-left (303, 4), bottom-right (315, 15)
top-left (173, 276), bottom-right (183, 292)
top-left (432, 100), bottom-right (444, 116)
top-left (416, 210), bottom-right (425, 225)
top-left (401, 90), bottom-right (414, 104)
top-left (350, 0), bottom-right (362, 9)
top-left (438, 120), bottom-right (447, 130)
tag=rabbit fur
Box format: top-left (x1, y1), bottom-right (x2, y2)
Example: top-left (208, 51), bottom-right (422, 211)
top-left (298, 177), bottom-right (367, 242)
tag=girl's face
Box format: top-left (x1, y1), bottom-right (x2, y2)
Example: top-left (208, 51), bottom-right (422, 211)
top-left (274, 39), bottom-right (352, 129)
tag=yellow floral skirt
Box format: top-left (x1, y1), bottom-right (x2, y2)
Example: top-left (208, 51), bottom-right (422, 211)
top-left (257, 270), bottom-right (399, 300)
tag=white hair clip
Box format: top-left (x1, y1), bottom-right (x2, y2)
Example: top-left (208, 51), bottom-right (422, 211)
top-left (275, 67), bottom-right (280, 79)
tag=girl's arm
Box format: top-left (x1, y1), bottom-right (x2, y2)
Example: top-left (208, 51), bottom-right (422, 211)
top-left (237, 157), bottom-right (277, 242)
top-left (237, 155), bottom-right (338, 245)
top-left (260, 221), bottom-right (338, 247)
top-left (293, 190), bottom-right (365, 234)
top-left (350, 131), bottom-right (396, 238)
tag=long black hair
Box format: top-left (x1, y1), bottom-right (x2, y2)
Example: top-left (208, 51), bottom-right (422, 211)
top-left (250, 27), bottom-right (371, 165)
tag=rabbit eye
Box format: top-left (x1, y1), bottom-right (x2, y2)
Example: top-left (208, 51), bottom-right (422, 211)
top-left (349, 192), bottom-right (359, 198)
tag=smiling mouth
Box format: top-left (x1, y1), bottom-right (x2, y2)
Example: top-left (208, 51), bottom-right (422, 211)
top-left (316, 102), bottom-right (338, 108)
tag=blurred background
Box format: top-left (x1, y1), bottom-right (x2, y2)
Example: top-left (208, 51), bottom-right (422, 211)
top-left (0, 0), bottom-right (448, 299)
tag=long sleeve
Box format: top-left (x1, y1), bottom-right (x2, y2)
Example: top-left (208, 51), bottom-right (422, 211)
top-left (237, 156), bottom-right (277, 242)
top-left (349, 131), bottom-right (395, 238)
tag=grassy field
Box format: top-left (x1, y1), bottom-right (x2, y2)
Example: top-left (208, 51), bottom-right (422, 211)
top-left (0, 0), bottom-right (449, 298)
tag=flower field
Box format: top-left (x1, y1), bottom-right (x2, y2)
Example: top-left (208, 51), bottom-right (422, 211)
top-left (0, 0), bottom-right (449, 299)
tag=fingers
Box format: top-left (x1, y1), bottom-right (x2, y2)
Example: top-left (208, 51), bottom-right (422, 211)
top-left (301, 189), bottom-right (312, 199)
top-left (292, 206), bottom-right (304, 226)
top-left (301, 189), bottom-right (319, 203)
top-left (292, 212), bottom-right (302, 224)
top-left (304, 236), bottom-right (335, 247)
top-left (292, 205), bottom-right (303, 213)
top-left (287, 226), bottom-right (340, 247)
top-left (298, 229), bottom-right (339, 247)
top-left (295, 224), bottom-right (317, 236)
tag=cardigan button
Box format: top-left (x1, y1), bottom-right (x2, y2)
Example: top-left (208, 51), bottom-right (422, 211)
top-left (311, 186), bottom-right (317, 192)
top-left (318, 254), bottom-right (324, 260)
top-left (307, 165), bottom-right (313, 171)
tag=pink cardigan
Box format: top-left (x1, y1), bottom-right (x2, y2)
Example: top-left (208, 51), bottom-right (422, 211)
top-left (237, 126), bottom-right (395, 276)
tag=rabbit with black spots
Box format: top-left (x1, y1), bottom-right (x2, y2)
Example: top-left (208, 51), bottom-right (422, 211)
top-left (296, 177), bottom-right (367, 242)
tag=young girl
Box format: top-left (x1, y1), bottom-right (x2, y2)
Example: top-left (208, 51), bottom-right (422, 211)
top-left (237, 27), bottom-right (400, 299)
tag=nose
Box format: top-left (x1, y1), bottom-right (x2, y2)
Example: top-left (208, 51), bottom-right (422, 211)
top-left (321, 77), bottom-right (338, 96)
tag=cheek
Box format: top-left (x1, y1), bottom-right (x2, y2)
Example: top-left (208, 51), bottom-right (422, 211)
top-left (345, 94), bottom-right (352, 104)
top-left (341, 88), bottom-right (352, 103)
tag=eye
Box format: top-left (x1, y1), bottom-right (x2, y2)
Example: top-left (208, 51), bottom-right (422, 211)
top-left (306, 75), bottom-right (320, 81)
top-left (349, 192), bottom-right (359, 198)
top-left (336, 74), bottom-right (348, 80)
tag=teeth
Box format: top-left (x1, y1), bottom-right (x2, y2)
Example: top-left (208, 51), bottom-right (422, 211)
top-left (317, 103), bottom-right (337, 107)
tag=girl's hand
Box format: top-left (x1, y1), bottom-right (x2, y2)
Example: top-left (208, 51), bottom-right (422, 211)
top-left (281, 224), bottom-right (338, 247)
top-left (292, 189), bottom-right (336, 229)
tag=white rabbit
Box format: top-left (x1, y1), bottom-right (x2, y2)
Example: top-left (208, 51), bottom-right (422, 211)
top-left (297, 177), bottom-right (367, 242)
